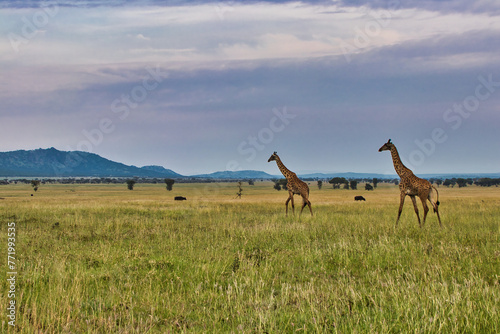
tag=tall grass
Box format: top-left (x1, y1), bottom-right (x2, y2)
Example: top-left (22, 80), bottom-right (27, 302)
top-left (0, 182), bottom-right (499, 333)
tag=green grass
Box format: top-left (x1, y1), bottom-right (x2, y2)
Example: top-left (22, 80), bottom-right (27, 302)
top-left (0, 182), bottom-right (499, 333)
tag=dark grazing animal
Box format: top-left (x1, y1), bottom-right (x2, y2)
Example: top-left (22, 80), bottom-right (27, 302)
top-left (174, 196), bottom-right (187, 201)
top-left (354, 196), bottom-right (366, 201)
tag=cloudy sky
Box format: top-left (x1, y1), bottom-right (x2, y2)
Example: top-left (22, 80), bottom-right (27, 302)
top-left (1, 0), bottom-right (499, 175)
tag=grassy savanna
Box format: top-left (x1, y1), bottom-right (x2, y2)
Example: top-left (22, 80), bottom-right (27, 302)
top-left (0, 182), bottom-right (499, 333)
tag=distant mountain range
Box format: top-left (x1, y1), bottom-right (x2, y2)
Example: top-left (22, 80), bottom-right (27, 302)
top-left (0, 148), bottom-right (181, 178)
top-left (0, 148), bottom-right (498, 180)
top-left (0, 148), bottom-right (273, 179)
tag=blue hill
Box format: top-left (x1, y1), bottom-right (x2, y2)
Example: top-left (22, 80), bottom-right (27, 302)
top-left (0, 148), bottom-right (183, 178)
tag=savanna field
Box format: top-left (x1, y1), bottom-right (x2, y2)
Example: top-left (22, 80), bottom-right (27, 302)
top-left (0, 182), bottom-right (499, 333)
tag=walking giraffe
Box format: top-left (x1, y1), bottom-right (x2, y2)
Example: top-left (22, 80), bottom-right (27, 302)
top-left (378, 139), bottom-right (442, 227)
top-left (268, 152), bottom-right (313, 216)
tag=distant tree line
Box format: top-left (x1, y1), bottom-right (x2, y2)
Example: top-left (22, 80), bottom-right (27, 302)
top-left (271, 177), bottom-right (381, 191)
top-left (326, 177), bottom-right (379, 190)
top-left (440, 178), bottom-right (500, 188)
top-left (1, 177), bottom-right (143, 185)
top-left (0, 177), bottom-right (259, 185)
top-left (1, 177), bottom-right (499, 188)
top-left (475, 178), bottom-right (500, 187)
top-left (295, 177), bottom-right (500, 190)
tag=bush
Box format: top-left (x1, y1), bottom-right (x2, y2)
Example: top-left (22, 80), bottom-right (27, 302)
top-left (126, 180), bottom-right (136, 190)
top-left (31, 180), bottom-right (41, 192)
top-left (164, 178), bottom-right (175, 191)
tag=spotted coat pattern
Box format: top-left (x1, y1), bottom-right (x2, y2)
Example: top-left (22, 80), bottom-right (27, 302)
top-left (379, 139), bottom-right (442, 227)
top-left (268, 152), bottom-right (313, 216)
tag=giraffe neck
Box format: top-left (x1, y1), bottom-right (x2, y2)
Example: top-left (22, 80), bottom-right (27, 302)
top-left (390, 146), bottom-right (412, 178)
top-left (275, 157), bottom-right (294, 180)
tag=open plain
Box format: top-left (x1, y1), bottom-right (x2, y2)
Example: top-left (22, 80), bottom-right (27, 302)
top-left (0, 182), bottom-right (499, 333)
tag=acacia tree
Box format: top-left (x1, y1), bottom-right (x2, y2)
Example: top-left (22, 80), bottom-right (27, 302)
top-left (164, 178), bottom-right (175, 191)
top-left (126, 180), bottom-right (136, 190)
top-left (329, 177), bottom-right (348, 189)
top-left (31, 180), bottom-right (41, 192)
top-left (443, 179), bottom-right (456, 187)
top-left (456, 178), bottom-right (468, 188)
top-left (278, 179), bottom-right (288, 190)
top-left (350, 180), bottom-right (358, 190)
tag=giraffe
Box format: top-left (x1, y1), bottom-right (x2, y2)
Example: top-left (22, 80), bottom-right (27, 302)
top-left (378, 139), bottom-right (442, 228)
top-left (268, 152), bottom-right (313, 216)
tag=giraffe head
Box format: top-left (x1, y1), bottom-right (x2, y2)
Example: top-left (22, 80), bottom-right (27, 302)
top-left (268, 151), bottom-right (279, 162)
top-left (378, 139), bottom-right (394, 152)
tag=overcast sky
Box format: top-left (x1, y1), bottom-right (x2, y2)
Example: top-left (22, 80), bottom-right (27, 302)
top-left (1, 0), bottom-right (499, 175)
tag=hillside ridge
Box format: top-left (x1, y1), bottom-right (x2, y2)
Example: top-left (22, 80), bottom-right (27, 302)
top-left (1, 148), bottom-right (498, 179)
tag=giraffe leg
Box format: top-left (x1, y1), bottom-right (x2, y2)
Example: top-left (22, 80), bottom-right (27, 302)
top-left (420, 195), bottom-right (429, 227)
top-left (396, 192), bottom-right (406, 226)
top-left (285, 195), bottom-right (293, 216)
top-left (435, 207), bottom-right (442, 227)
top-left (428, 198), bottom-right (443, 227)
top-left (299, 197), bottom-right (313, 216)
top-left (410, 195), bottom-right (422, 228)
top-left (428, 190), bottom-right (443, 227)
top-left (289, 191), bottom-right (295, 215)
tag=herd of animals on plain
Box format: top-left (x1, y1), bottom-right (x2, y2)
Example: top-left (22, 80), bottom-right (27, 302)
top-left (265, 139), bottom-right (442, 228)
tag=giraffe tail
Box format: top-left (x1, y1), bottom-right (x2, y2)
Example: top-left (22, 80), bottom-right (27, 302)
top-left (430, 185), bottom-right (440, 212)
